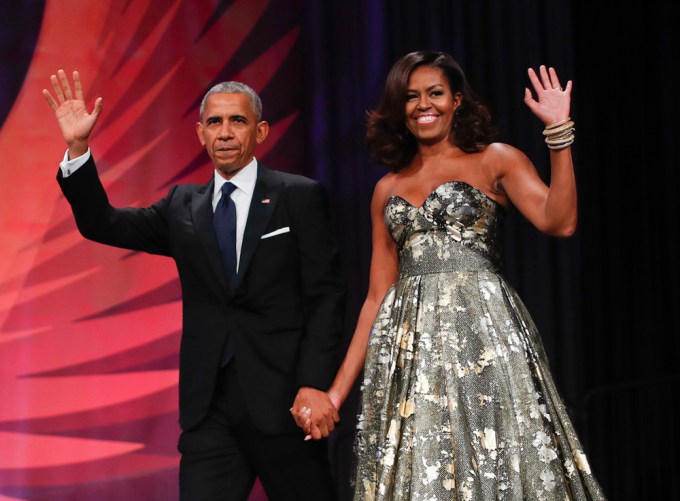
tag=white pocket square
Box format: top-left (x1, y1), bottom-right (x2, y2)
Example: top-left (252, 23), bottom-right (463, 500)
top-left (261, 227), bottom-right (290, 239)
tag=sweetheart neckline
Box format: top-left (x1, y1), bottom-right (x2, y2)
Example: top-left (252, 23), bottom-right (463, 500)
top-left (386, 180), bottom-right (503, 210)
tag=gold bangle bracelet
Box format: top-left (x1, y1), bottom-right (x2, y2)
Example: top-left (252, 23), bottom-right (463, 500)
top-left (543, 121), bottom-right (575, 136)
top-left (545, 117), bottom-right (571, 130)
top-left (546, 137), bottom-right (575, 146)
top-left (547, 140), bottom-right (574, 150)
top-left (545, 130), bottom-right (575, 144)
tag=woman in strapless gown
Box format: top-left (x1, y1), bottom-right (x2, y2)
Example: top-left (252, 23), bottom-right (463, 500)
top-left (292, 51), bottom-right (606, 500)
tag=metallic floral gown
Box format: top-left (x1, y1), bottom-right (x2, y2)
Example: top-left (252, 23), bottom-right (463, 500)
top-left (353, 181), bottom-right (606, 500)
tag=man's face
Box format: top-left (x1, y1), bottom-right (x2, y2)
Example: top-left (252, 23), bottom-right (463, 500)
top-left (195, 92), bottom-right (269, 179)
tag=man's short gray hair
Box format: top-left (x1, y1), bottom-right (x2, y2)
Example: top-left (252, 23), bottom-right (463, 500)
top-left (199, 81), bottom-right (263, 121)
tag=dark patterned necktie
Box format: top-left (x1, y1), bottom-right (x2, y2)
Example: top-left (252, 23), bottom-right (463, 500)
top-left (213, 182), bottom-right (238, 284)
top-left (213, 182), bottom-right (237, 366)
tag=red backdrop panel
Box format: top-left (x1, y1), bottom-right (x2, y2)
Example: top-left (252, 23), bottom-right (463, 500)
top-left (0, 1), bottom-right (302, 499)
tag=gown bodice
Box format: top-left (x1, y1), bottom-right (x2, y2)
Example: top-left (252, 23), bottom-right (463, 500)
top-left (384, 181), bottom-right (505, 276)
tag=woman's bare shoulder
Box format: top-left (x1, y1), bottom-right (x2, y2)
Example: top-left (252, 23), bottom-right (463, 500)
top-left (481, 142), bottom-right (533, 174)
top-left (482, 141), bottom-right (526, 160)
top-left (373, 171), bottom-right (399, 199)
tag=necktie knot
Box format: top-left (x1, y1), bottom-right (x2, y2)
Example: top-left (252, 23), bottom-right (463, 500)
top-left (221, 181), bottom-right (237, 198)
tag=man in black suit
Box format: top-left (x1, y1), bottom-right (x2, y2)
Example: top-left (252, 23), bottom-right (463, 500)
top-left (43, 70), bottom-right (345, 500)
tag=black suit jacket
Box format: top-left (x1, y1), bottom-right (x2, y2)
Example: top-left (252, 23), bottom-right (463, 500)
top-left (58, 156), bottom-right (346, 434)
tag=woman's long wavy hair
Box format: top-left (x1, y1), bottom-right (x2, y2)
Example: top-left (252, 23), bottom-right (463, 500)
top-left (366, 51), bottom-right (498, 171)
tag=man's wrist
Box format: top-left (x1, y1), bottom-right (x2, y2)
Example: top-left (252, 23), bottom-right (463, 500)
top-left (68, 140), bottom-right (89, 160)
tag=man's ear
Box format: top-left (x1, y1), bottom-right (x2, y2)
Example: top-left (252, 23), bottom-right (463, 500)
top-left (195, 122), bottom-right (206, 145)
top-left (256, 121), bottom-right (269, 144)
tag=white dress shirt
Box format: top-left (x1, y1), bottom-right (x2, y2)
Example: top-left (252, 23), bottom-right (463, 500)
top-left (212, 158), bottom-right (257, 272)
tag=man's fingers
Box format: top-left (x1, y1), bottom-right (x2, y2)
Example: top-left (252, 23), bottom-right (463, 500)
top-left (316, 418), bottom-right (330, 438)
top-left (93, 96), bottom-right (103, 116)
top-left (324, 415), bottom-right (336, 433)
top-left (50, 74), bottom-right (64, 103)
top-left (73, 71), bottom-right (85, 101)
top-left (58, 69), bottom-right (73, 100)
top-left (42, 89), bottom-right (57, 110)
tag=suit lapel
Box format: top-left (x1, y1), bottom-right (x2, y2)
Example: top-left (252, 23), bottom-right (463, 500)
top-left (234, 165), bottom-right (283, 290)
top-left (192, 178), bottom-right (231, 298)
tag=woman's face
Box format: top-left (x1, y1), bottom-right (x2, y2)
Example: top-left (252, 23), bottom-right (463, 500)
top-left (404, 65), bottom-right (461, 145)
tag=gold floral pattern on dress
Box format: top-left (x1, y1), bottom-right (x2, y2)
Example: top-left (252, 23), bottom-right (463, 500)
top-left (354, 181), bottom-right (606, 500)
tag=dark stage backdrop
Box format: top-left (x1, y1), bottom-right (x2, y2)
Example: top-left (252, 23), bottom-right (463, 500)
top-left (1, 1), bottom-right (677, 500)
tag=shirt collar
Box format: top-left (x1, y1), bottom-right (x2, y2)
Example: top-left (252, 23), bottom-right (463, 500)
top-left (213, 157), bottom-right (258, 203)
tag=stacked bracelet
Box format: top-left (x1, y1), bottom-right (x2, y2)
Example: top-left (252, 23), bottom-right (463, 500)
top-left (543, 118), bottom-right (575, 150)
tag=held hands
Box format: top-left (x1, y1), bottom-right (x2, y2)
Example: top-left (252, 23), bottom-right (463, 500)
top-left (42, 69), bottom-right (102, 158)
top-left (524, 65), bottom-right (572, 127)
top-left (290, 387), bottom-right (340, 441)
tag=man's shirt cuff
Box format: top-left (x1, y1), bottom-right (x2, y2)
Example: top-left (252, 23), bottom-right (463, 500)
top-left (59, 148), bottom-right (91, 177)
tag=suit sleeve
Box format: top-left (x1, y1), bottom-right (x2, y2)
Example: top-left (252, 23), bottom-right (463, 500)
top-left (57, 154), bottom-right (173, 256)
top-left (294, 181), bottom-right (347, 390)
